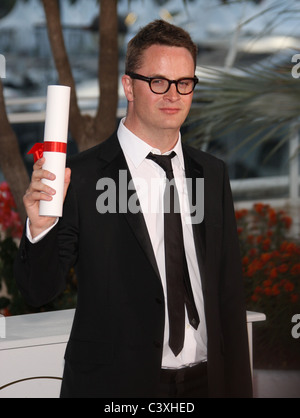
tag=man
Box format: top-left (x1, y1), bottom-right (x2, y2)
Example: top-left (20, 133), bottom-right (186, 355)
top-left (15, 20), bottom-right (252, 398)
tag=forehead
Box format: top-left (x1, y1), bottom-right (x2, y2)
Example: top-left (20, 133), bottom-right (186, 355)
top-left (139, 45), bottom-right (195, 77)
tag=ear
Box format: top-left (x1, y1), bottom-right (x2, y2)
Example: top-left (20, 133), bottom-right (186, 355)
top-left (122, 75), bottom-right (134, 102)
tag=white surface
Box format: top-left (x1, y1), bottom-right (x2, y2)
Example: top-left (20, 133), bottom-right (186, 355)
top-left (0, 310), bottom-right (74, 398)
top-left (246, 311), bottom-right (266, 323)
top-left (0, 309), bottom-right (74, 350)
top-left (254, 370), bottom-right (300, 399)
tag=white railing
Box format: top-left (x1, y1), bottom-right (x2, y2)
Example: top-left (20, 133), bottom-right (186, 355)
top-left (5, 96), bottom-right (127, 124)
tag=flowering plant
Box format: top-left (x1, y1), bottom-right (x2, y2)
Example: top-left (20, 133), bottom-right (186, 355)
top-left (236, 203), bottom-right (300, 368)
top-left (0, 182), bottom-right (23, 240)
top-left (0, 182), bottom-right (23, 316)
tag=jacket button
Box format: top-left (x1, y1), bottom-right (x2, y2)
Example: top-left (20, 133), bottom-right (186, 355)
top-left (21, 248), bottom-right (27, 262)
top-left (155, 297), bottom-right (163, 305)
top-left (153, 340), bottom-right (161, 349)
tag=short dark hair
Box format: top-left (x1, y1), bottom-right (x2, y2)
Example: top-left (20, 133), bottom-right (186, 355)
top-left (125, 20), bottom-right (198, 73)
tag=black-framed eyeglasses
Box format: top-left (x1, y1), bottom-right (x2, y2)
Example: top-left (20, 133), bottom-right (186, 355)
top-left (126, 71), bottom-right (198, 95)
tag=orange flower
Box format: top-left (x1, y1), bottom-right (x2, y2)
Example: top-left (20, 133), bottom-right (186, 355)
top-left (246, 260), bottom-right (263, 278)
top-left (254, 203), bottom-right (265, 214)
top-left (280, 242), bottom-right (289, 252)
top-left (264, 287), bottom-right (272, 296)
top-left (254, 286), bottom-right (263, 295)
top-left (263, 238), bottom-right (271, 251)
top-left (283, 216), bottom-right (292, 230)
top-left (268, 208), bottom-right (277, 226)
top-left (286, 243), bottom-right (297, 254)
top-left (271, 284), bottom-right (280, 296)
top-left (242, 256), bottom-right (250, 266)
top-left (269, 268), bottom-right (278, 280)
top-left (272, 250), bottom-right (280, 258)
top-left (251, 294), bottom-right (260, 302)
top-left (261, 253), bottom-right (272, 263)
top-left (248, 235), bottom-right (255, 245)
top-left (284, 281), bottom-right (295, 293)
top-left (291, 264), bottom-right (300, 276)
top-left (236, 209), bottom-right (248, 220)
top-left (278, 264), bottom-right (289, 274)
top-left (263, 279), bottom-right (272, 288)
top-left (256, 235), bottom-right (263, 244)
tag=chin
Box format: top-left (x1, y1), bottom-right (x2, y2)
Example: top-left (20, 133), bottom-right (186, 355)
top-left (160, 118), bottom-right (186, 130)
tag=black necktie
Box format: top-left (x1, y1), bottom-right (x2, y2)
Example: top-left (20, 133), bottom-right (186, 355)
top-left (147, 152), bottom-right (200, 356)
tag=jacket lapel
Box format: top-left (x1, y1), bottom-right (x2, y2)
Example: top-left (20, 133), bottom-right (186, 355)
top-left (95, 134), bottom-right (206, 288)
top-left (96, 134), bottom-right (161, 280)
top-left (183, 147), bottom-right (207, 292)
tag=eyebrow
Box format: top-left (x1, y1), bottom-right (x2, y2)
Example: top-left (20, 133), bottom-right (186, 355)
top-left (147, 74), bottom-right (195, 79)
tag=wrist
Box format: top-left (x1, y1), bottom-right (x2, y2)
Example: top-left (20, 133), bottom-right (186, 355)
top-left (28, 218), bottom-right (57, 240)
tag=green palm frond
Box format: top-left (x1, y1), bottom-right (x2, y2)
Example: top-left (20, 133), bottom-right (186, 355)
top-left (185, 62), bottom-right (300, 155)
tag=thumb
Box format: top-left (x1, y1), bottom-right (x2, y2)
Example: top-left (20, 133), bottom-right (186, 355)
top-left (63, 168), bottom-right (71, 201)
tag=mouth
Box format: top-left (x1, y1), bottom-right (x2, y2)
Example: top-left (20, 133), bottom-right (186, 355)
top-left (159, 108), bottom-right (181, 115)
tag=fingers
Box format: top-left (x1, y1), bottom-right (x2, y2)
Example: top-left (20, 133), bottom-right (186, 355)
top-left (24, 158), bottom-right (57, 205)
top-left (25, 159), bottom-right (72, 206)
top-left (32, 157), bottom-right (56, 182)
top-left (24, 185), bottom-right (54, 207)
top-left (63, 168), bottom-right (71, 200)
top-left (23, 158), bottom-right (71, 237)
top-left (65, 167), bottom-right (71, 184)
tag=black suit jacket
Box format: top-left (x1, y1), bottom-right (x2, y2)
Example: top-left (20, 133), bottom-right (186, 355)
top-left (15, 132), bottom-right (253, 398)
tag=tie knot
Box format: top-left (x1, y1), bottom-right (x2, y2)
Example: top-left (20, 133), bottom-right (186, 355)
top-left (147, 152), bottom-right (176, 180)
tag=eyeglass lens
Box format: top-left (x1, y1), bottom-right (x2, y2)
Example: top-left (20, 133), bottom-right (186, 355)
top-left (151, 78), bottom-right (195, 95)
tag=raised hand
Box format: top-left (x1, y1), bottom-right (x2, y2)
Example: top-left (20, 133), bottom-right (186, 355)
top-left (23, 157), bottom-right (71, 238)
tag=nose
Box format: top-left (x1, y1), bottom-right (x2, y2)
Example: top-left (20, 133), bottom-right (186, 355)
top-left (164, 82), bottom-right (180, 101)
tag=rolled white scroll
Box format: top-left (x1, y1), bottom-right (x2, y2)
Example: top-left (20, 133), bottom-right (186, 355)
top-left (39, 85), bottom-right (71, 217)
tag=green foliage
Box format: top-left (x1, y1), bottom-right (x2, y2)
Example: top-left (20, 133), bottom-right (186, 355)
top-left (186, 63), bottom-right (300, 159)
top-left (236, 204), bottom-right (300, 368)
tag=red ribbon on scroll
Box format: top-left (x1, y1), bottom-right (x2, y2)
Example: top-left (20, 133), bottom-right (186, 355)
top-left (28, 142), bottom-right (67, 163)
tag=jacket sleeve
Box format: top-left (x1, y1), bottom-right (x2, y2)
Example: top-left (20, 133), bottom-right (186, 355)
top-left (220, 162), bottom-right (253, 398)
top-left (14, 182), bottom-right (79, 308)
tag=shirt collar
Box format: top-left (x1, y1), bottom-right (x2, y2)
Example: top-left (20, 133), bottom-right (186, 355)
top-left (117, 118), bottom-right (185, 170)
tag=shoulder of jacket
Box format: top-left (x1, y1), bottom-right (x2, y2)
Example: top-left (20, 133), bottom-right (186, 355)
top-left (183, 143), bottom-right (225, 170)
top-left (66, 132), bottom-right (119, 170)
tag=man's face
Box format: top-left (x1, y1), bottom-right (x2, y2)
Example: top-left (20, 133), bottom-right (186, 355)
top-left (123, 44), bottom-right (195, 139)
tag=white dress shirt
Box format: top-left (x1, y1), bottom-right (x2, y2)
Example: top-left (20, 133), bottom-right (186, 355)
top-left (27, 119), bottom-right (208, 368)
top-left (118, 119), bottom-right (207, 368)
